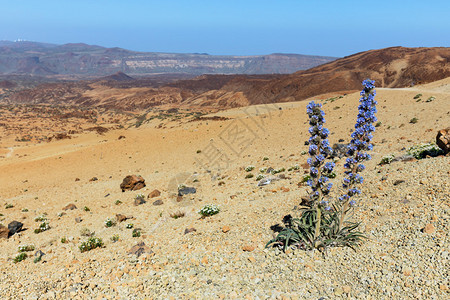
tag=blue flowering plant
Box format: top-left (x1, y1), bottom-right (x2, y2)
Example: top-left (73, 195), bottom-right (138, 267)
top-left (338, 79), bottom-right (377, 229)
top-left (267, 80), bottom-right (377, 252)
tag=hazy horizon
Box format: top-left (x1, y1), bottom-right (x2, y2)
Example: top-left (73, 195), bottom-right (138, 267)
top-left (1, 0), bottom-right (449, 57)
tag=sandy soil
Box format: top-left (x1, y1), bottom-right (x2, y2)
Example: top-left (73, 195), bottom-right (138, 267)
top-left (0, 78), bottom-right (449, 299)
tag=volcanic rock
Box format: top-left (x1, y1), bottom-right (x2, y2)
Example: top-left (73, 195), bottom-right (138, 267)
top-left (178, 186), bottom-right (196, 196)
top-left (62, 203), bottom-right (77, 211)
top-left (134, 197), bottom-right (146, 206)
top-left (8, 221), bottom-right (23, 236)
top-left (127, 242), bottom-right (153, 258)
top-left (184, 228), bottom-right (197, 234)
top-left (436, 128), bottom-right (450, 154)
top-left (120, 175), bottom-right (146, 192)
top-left (152, 200), bottom-right (164, 206)
top-left (0, 225), bottom-right (9, 239)
top-left (115, 214), bottom-right (131, 223)
top-left (148, 189), bottom-right (161, 198)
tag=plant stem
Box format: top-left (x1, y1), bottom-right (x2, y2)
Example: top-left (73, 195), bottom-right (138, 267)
top-left (315, 205), bottom-right (321, 239)
top-left (339, 163), bottom-right (358, 230)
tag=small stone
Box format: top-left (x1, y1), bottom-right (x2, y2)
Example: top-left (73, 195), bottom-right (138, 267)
top-left (178, 186), bottom-right (196, 196)
top-left (242, 245), bottom-right (256, 252)
top-left (0, 224), bottom-right (9, 239)
top-left (89, 177), bottom-right (98, 182)
top-left (75, 217), bottom-right (82, 223)
top-left (134, 198), bottom-right (146, 206)
top-left (127, 242), bottom-right (153, 258)
top-left (184, 228), bottom-right (196, 234)
top-left (423, 223), bottom-right (435, 234)
top-left (393, 180), bottom-right (405, 186)
top-left (75, 178), bottom-right (80, 182)
top-left (8, 221), bottom-right (23, 235)
top-left (116, 214), bottom-right (127, 222)
top-left (420, 179), bottom-right (429, 185)
top-left (148, 189), bottom-right (161, 198)
top-left (152, 200), bottom-right (164, 206)
top-left (342, 285), bottom-right (351, 293)
top-left (248, 256), bottom-right (256, 263)
top-left (280, 187), bottom-right (290, 192)
top-left (62, 203), bottom-right (77, 211)
top-left (222, 226), bottom-right (231, 233)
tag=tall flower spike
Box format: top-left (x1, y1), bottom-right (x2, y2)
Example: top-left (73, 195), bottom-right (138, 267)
top-left (306, 101), bottom-right (334, 209)
top-left (340, 79), bottom-right (377, 213)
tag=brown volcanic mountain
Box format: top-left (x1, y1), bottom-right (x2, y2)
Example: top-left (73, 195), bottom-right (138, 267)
top-left (193, 46), bottom-right (450, 106)
top-left (4, 47), bottom-right (450, 111)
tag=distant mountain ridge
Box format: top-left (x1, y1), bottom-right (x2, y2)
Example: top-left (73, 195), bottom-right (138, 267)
top-left (0, 41), bottom-right (337, 76)
top-left (6, 46), bottom-right (448, 113)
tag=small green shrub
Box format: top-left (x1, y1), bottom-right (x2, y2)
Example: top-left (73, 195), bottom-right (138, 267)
top-left (245, 173), bottom-right (254, 179)
top-left (407, 143), bottom-right (443, 159)
top-left (61, 237), bottom-right (68, 244)
top-left (83, 206), bottom-right (90, 212)
top-left (34, 214), bottom-right (47, 222)
top-left (34, 222), bottom-right (50, 234)
top-left (256, 174), bottom-right (265, 181)
top-left (271, 168), bottom-right (285, 175)
top-left (288, 165), bottom-right (300, 171)
top-left (299, 174), bottom-right (311, 185)
top-left (263, 157), bottom-right (269, 161)
top-left (132, 229), bottom-right (141, 237)
top-left (375, 121), bottom-right (382, 127)
top-left (409, 117), bottom-right (418, 124)
top-left (5, 203), bottom-right (13, 209)
top-left (79, 237), bottom-right (104, 252)
top-left (426, 96), bottom-right (435, 102)
top-left (245, 165), bottom-right (255, 172)
top-left (199, 204), bottom-right (220, 217)
top-left (115, 200), bottom-right (122, 205)
top-left (18, 245), bottom-right (35, 252)
top-left (21, 208), bottom-right (29, 212)
top-left (14, 253), bottom-right (28, 263)
top-left (33, 256), bottom-right (42, 263)
top-left (259, 167), bottom-right (267, 173)
top-left (413, 93), bottom-right (422, 99)
top-left (111, 234), bottom-right (119, 242)
top-left (126, 223), bottom-right (134, 229)
top-left (104, 217), bottom-right (116, 228)
top-left (379, 154), bottom-right (396, 165)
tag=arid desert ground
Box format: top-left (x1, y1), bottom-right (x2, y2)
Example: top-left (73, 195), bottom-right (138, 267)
top-left (0, 78), bottom-right (449, 299)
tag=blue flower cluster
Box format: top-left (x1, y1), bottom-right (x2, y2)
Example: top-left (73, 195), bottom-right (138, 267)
top-left (340, 79), bottom-right (377, 206)
top-left (306, 101), bottom-right (335, 209)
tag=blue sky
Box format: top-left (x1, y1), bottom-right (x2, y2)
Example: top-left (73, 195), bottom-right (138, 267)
top-left (0, 0), bottom-right (449, 56)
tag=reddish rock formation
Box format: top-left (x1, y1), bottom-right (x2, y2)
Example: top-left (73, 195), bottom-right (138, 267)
top-left (120, 175), bottom-right (146, 192)
top-left (436, 128), bottom-right (450, 154)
